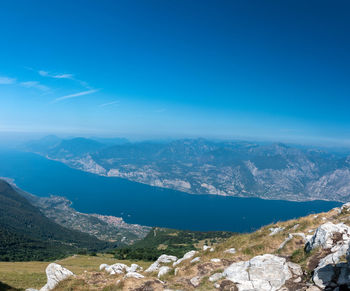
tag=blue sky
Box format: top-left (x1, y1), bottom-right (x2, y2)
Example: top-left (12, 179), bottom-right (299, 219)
top-left (0, 0), bottom-right (350, 144)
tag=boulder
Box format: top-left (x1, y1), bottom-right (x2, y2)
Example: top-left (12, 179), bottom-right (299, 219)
top-left (341, 203), bottom-right (350, 212)
top-left (99, 264), bottom-right (108, 271)
top-left (308, 223), bottom-right (350, 289)
top-left (124, 272), bottom-right (144, 279)
top-left (145, 254), bottom-right (178, 273)
top-left (202, 245), bottom-right (211, 251)
top-left (105, 263), bottom-right (128, 275)
top-left (173, 250), bottom-right (197, 266)
top-left (222, 254), bottom-right (296, 291)
top-left (306, 222), bottom-right (350, 252)
top-left (126, 263), bottom-right (142, 273)
top-left (158, 266), bottom-right (172, 278)
top-left (40, 263), bottom-right (74, 291)
top-left (157, 254), bottom-right (178, 264)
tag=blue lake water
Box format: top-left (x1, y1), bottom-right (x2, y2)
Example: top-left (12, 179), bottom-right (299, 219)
top-left (0, 150), bottom-right (341, 233)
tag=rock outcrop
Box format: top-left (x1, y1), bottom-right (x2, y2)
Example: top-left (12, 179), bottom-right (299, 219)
top-left (40, 263), bottom-right (74, 291)
top-left (306, 222), bottom-right (350, 289)
top-left (306, 222), bottom-right (350, 252)
top-left (222, 254), bottom-right (302, 291)
top-left (173, 250), bottom-right (197, 266)
top-left (157, 266), bottom-right (171, 278)
top-left (145, 254), bottom-right (177, 273)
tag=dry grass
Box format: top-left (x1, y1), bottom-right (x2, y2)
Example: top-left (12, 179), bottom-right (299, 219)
top-left (0, 254), bottom-right (150, 290)
top-left (1, 206), bottom-right (345, 291)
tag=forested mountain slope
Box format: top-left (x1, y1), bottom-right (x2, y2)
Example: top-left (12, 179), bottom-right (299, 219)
top-left (0, 180), bottom-right (110, 261)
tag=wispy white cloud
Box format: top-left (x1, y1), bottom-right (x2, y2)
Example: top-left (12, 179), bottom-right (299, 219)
top-left (99, 100), bottom-right (120, 107)
top-left (0, 76), bottom-right (16, 84)
top-left (39, 70), bottom-right (74, 79)
top-left (20, 81), bottom-right (50, 91)
top-left (53, 89), bottom-right (99, 103)
top-left (38, 69), bottom-right (92, 89)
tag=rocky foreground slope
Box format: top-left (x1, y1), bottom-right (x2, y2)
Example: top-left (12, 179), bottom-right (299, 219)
top-left (25, 203), bottom-right (350, 290)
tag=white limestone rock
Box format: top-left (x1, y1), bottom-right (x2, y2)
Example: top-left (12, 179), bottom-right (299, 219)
top-left (145, 254), bottom-right (178, 273)
top-left (291, 224), bottom-right (300, 230)
top-left (124, 272), bottom-right (144, 279)
top-left (145, 261), bottom-right (160, 273)
top-left (211, 258), bottom-right (221, 263)
top-left (173, 250), bottom-right (197, 266)
top-left (287, 261), bottom-right (303, 276)
top-left (126, 263), bottom-right (142, 273)
top-left (157, 266), bottom-right (172, 278)
top-left (202, 245), bottom-right (211, 251)
top-left (222, 254), bottom-right (295, 291)
top-left (312, 243), bottom-right (350, 288)
top-left (157, 254), bottom-right (178, 264)
top-left (40, 263), bottom-right (74, 291)
top-left (306, 222), bottom-right (350, 252)
top-left (224, 248), bottom-right (236, 254)
top-left (190, 257), bottom-right (200, 263)
top-left (190, 276), bottom-right (201, 287)
top-left (341, 202), bottom-right (350, 211)
top-left (99, 264), bottom-right (108, 271)
top-left (105, 263), bottom-right (128, 275)
top-left (269, 227), bottom-right (284, 236)
top-left (209, 272), bottom-right (224, 282)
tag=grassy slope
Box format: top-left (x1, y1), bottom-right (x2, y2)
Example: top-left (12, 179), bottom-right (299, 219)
top-left (0, 254), bottom-right (151, 290)
top-left (1, 206), bottom-right (347, 290)
top-left (57, 206), bottom-right (347, 290)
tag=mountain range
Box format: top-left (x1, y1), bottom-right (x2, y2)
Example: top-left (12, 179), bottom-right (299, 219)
top-left (24, 136), bottom-right (350, 202)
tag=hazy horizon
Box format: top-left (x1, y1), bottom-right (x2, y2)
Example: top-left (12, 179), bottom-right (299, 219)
top-left (1, 1), bottom-right (350, 146)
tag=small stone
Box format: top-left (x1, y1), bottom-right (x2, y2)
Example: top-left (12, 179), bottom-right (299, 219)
top-left (124, 272), bottom-right (144, 279)
top-left (209, 272), bottom-right (223, 282)
top-left (269, 227), bottom-right (285, 236)
top-left (202, 245), bottom-right (211, 251)
top-left (211, 258), bottom-right (221, 263)
top-left (190, 257), bottom-right (200, 263)
top-left (224, 248), bottom-right (236, 254)
top-left (190, 276), bottom-right (201, 287)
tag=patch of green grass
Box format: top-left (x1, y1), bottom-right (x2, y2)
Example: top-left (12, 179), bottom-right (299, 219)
top-left (113, 227), bottom-right (233, 261)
